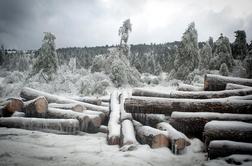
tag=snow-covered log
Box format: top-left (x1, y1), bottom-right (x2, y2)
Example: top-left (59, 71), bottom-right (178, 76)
top-left (47, 107), bottom-right (101, 133)
top-left (132, 88), bottom-right (252, 99)
top-left (204, 121), bottom-right (252, 146)
top-left (99, 95), bottom-right (110, 102)
top-left (23, 96), bottom-right (48, 118)
top-left (133, 120), bottom-right (169, 148)
top-left (101, 102), bottom-right (109, 107)
top-left (83, 110), bottom-right (106, 123)
top-left (204, 74), bottom-right (252, 91)
top-left (177, 83), bottom-right (203, 91)
top-left (0, 98), bottom-right (24, 117)
top-left (228, 95), bottom-right (252, 100)
top-left (48, 103), bottom-right (85, 112)
top-left (11, 111), bottom-right (25, 117)
top-left (0, 117), bottom-right (80, 134)
top-left (132, 113), bottom-right (166, 127)
top-left (208, 140), bottom-right (252, 159)
top-left (98, 125), bottom-right (108, 133)
top-left (156, 122), bottom-right (190, 154)
top-left (120, 120), bottom-right (138, 146)
top-left (119, 91), bottom-right (132, 121)
top-left (107, 91), bottom-right (121, 145)
top-left (20, 87), bottom-right (109, 115)
top-left (124, 97), bottom-right (252, 115)
top-left (69, 96), bottom-right (102, 105)
top-left (225, 83), bottom-right (251, 90)
top-left (170, 112), bottom-right (252, 139)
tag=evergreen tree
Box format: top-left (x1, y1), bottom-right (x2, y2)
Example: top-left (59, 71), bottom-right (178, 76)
top-left (199, 41), bottom-right (212, 70)
top-left (219, 63), bottom-right (229, 76)
top-left (0, 45), bottom-right (4, 65)
top-left (232, 30), bottom-right (248, 60)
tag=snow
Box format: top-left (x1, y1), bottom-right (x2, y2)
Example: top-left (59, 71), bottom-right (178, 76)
top-left (204, 155), bottom-right (252, 166)
top-left (0, 128), bottom-right (207, 166)
top-left (204, 121), bottom-right (252, 131)
top-left (121, 119), bottom-right (138, 145)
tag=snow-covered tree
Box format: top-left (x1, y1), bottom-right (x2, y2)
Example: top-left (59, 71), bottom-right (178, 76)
top-left (0, 44), bottom-right (4, 65)
top-left (199, 41), bottom-right (212, 70)
top-left (232, 30), bottom-right (248, 60)
top-left (119, 19), bottom-right (132, 55)
top-left (32, 32), bottom-right (58, 81)
top-left (174, 22), bottom-right (199, 80)
top-left (219, 63), bottom-right (229, 76)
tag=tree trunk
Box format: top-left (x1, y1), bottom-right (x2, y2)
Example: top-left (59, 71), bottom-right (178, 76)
top-left (132, 88), bottom-right (252, 99)
top-left (70, 96), bottom-right (102, 106)
top-left (177, 83), bottom-right (203, 91)
top-left (204, 74), bottom-right (252, 91)
top-left (0, 98), bottom-right (24, 117)
top-left (23, 96), bottom-right (48, 118)
top-left (20, 87), bottom-right (109, 114)
top-left (107, 91), bottom-right (121, 145)
top-left (203, 121), bottom-right (252, 146)
top-left (225, 83), bottom-right (251, 90)
top-left (120, 120), bottom-right (138, 146)
top-left (156, 122), bottom-right (190, 154)
top-left (119, 91), bottom-right (132, 121)
top-left (101, 102), bottom-right (109, 107)
top-left (208, 140), bottom-right (252, 159)
top-left (47, 107), bottom-right (101, 133)
top-left (133, 120), bottom-right (169, 148)
top-left (132, 113), bottom-right (166, 127)
top-left (48, 103), bottom-right (85, 112)
top-left (169, 111), bottom-right (252, 139)
top-left (124, 97), bottom-right (252, 115)
top-left (0, 117), bottom-right (80, 134)
top-left (83, 110), bottom-right (106, 124)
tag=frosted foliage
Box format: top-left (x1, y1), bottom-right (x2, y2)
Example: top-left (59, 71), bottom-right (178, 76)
top-left (110, 60), bottom-right (127, 87)
top-left (174, 22), bottom-right (199, 80)
top-left (219, 63), bottom-right (229, 76)
top-left (68, 58), bottom-right (76, 72)
top-left (119, 19), bottom-right (132, 46)
top-left (91, 55), bottom-right (106, 73)
top-left (199, 41), bottom-right (212, 70)
top-left (243, 54), bottom-right (252, 78)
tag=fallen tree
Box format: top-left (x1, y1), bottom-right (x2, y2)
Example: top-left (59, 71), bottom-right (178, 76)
top-left (0, 117), bottom-right (80, 134)
top-left (177, 83), bottom-right (203, 91)
top-left (157, 122), bottom-right (190, 154)
top-left (124, 97), bottom-right (252, 115)
top-left (69, 96), bottom-right (102, 106)
top-left (0, 98), bottom-right (24, 117)
top-left (133, 120), bottom-right (169, 148)
top-left (23, 96), bottom-right (48, 118)
top-left (48, 103), bottom-right (85, 112)
top-left (169, 112), bottom-right (252, 139)
top-left (132, 113), bottom-right (166, 127)
top-left (83, 110), bottom-right (106, 124)
top-left (204, 74), bottom-right (252, 91)
top-left (204, 121), bottom-right (252, 146)
top-left (225, 83), bottom-right (251, 90)
top-left (208, 140), bottom-right (252, 159)
top-left (20, 87), bottom-right (109, 114)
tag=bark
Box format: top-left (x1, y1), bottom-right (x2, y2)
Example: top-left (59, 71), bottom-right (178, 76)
top-left (203, 121), bottom-right (252, 146)
top-left (23, 96), bottom-right (48, 118)
top-left (177, 83), bottom-right (203, 91)
top-left (0, 98), bottom-right (24, 117)
top-left (225, 83), bottom-right (251, 90)
top-left (208, 140), bottom-right (252, 159)
top-left (124, 97), bottom-right (252, 115)
top-left (47, 107), bottom-right (101, 133)
top-left (132, 88), bottom-right (252, 99)
top-left (204, 74), bottom-right (252, 91)
top-left (132, 113), bottom-right (166, 127)
top-left (156, 122), bottom-right (190, 154)
top-left (48, 103), bottom-right (85, 112)
top-left (20, 87), bottom-right (109, 115)
top-left (70, 96), bottom-right (102, 105)
top-left (170, 112), bottom-right (252, 139)
top-left (133, 120), bottom-right (169, 148)
top-left (0, 117), bottom-right (80, 134)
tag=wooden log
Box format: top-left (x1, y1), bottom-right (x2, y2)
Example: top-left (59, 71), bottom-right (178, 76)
top-left (124, 97), bottom-right (252, 115)
top-left (203, 121), bottom-right (252, 146)
top-left (69, 96), bottom-right (102, 105)
top-left (20, 87), bottom-right (109, 115)
top-left (0, 98), bottom-right (24, 117)
top-left (99, 95), bottom-right (110, 102)
top-left (101, 102), bottom-right (109, 107)
top-left (225, 83), bottom-right (251, 90)
top-left (120, 120), bottom-right (138, 146)
top-left (11, 111), bottom-right (25, 117)
top-left (48, 103), bottom-right (85, 112)
top-left (23, 96), bottom-right (48, 118)
top-left (157, 122), bottom-right (190, 154)
top-left (119, 91), bottom-right (132, 121)
top-left (132, 88), bottom-right (252, 99)
top-left (83, 110), bottom-right (106, 123)
top-left (133, 120), bottom-right (169, 148)
top-left (170, 112), bottom-right (252, 139)
top-left (98, 125), bottom-right (108, 133)
top-left (228, 95), bottom-right (252, 100)
top-left (132, 113), bottom-right (166, 127)
top-left (47, 107), bottom-right (101, 133)
top-left (204, 74), bottom-right (252, 91)
top-left (208, 140), bottom-right (252, 159)
top-left (0, 117), bottom-right (80, 134)
top-left (107, 91), bottom-right (121, 145)
top-left (177, 83), bottom-right (203, 91)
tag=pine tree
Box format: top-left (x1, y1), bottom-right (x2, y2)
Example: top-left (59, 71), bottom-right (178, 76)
top-left (232, 30), bottom-right (248, 60)
top-left (219, 63), bottom-right (229, 76)
top-left (199, 41), bottom-right (212, 70)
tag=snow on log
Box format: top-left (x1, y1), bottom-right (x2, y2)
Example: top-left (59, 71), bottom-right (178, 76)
top-left (23, 96), bottom-right (48, 118)
top-left (107, 91), bottom-right (121, 145)
top-left (120, 120), bottom-right (138, 146)
top-left (204, 74), bottom-right (252, 91)
top-left (101, 102), bottom-right (109, 107)
top-left (0, 117), bottom-right (80, 134)
top-left (124, 97), bottom-right (252, 115)
top-left (83, 110), bottom-right (106, 123)
top-left (156, 122), bottom-right (190, 153)
top-left (20, 87), bottom-right (109, 114)
top-left (177, 83), bottom-right (203, 91)
top-left (170, 112), bottom-right (252, 139)
top-left (98, 125), bottom-right (108, 133)
top-left (99, 95), bottom-right (110, 102)
top-left (204, 121), bottom-right (252, 146)
top-left (69, 96), bottom-right (102, 105)
top-left (132, 113), bottom-right (166, 127)
top-left (132, 88), bottom-right (252, 99)
top-left (225, 83), bottom-right (251, 90)
top-left (119, 91), bottom-right (132, 121)
top-left (0, 98), bottom-right (24, 117)
top-left (133, 120), bottom-right (169, 148)
top-left (228, 95), bottom-right (252, 100)
top-left (47, 107), bottom-right (101, 133)
top-left (48, 103), bottom-right (85, 112)
top-left (11, 111), bottom-right (25, 117)
top-left (208, 140), bottom-right (252, 159)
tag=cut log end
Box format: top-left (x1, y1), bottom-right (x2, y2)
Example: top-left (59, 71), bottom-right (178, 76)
top-left (1, 98), bottom-right (24, 117)
top-left (151, 134), bottom-right (169, 149)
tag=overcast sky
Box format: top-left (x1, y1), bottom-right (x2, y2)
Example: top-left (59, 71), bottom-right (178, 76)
top-left (0, 0), bottom-right (252, 50)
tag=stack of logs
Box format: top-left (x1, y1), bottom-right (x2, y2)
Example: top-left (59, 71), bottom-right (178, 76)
top-left (124, 74), bottom-right (252, 158)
